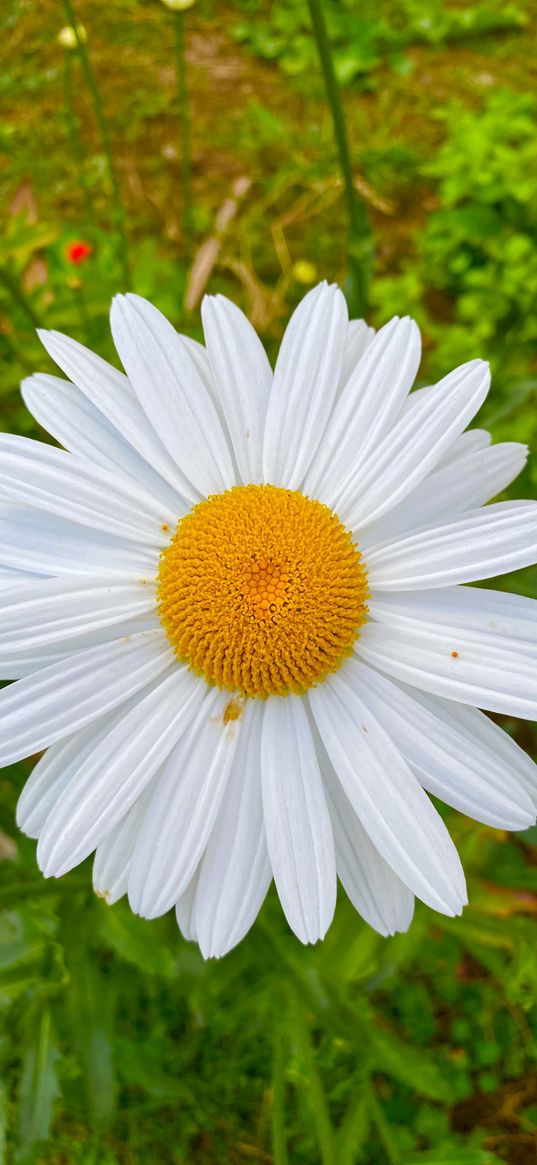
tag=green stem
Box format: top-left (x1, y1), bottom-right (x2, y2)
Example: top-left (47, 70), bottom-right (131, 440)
top-left (63, 50), bottom-right (95, 230)
top-left (174, 11), bottom-right (193, 258)
top-left (0, 329), bottom-right (33, 373)
top-left (0, 267), bottom-right (42, 330)
top-left (61, 0), bottom-right (131, 288)
top-left (306, 0), bottom-right (372, 316)
top-left (71, 281), bottom-right (92, 344)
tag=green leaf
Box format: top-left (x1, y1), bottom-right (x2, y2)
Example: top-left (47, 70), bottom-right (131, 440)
top-left (403, 1151), bottom-right (504, 1164)
top-left (336, 1084), bottom-right (371, 1165)
top-left (368, 1085), bottom-right (400, 1165)
top-left (289, 1002), bottom-right (337, 1165)
top-left (60, 901), bottom-right (117, 1130)
top-left (271, 1021), bottom-right (290, 1165)
top-left (370, 1028), bottom-right (453, 1102)
top-left (15, 1007), bottom-right (60, 1164)
top-left (0, 1081), bottom-right (6, 1165)
top-left (97, 901), bottom-right (176, 977)
top-left (0, 217), bottom-right (58, 264)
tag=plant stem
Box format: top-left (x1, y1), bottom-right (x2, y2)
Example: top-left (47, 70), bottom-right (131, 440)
top-left (306, 0), bottom-right (373, 316)
top-left (63, 50), bottom-right (95, 230)
top-left (174, 11), bottom-right (193, 259)
top-left (61, 0), bottom-right (132, 288)
top-left (0, 267), bottom-right (42, 330)
top-left (71, 280), bottom-right (92, 344)
top-left (0, 330), bottom-right (33, 373)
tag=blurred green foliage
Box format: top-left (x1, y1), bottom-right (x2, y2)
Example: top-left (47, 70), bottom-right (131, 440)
top-left (1, 797), bottom-right (536, 1164)
top-left (375, 89), bottom-right (537, 376)
top-left (233, 0), bottom-right (528, 83)
top-left (1, 0), bottom-right (537, 1161)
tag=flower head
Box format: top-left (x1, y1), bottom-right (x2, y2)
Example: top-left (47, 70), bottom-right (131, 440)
top-left (65, 240), bottom-right (92, 265)
top-left (293, 259), bottom-right (318, 285)
top-left (4, 284), bottom-right (537, 957)
top-left (57, 24), bottom-right (87, 50)
top-left (160, 0), bottom-right (197, 10)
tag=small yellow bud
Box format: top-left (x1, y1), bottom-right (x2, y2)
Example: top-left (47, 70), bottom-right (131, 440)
top-left (292, 260), bottom-right (318, 285)
top-left (160, 0), bottom-right (197, 9)
top-left (57, 24), bottom-right (87, 50)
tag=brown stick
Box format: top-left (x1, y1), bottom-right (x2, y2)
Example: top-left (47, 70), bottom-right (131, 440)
top-left (184, 175), bottom-right (252, 312)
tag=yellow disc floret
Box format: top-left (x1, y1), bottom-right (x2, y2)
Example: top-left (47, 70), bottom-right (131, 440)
top-left (157, 484), bottom-right (368, 699)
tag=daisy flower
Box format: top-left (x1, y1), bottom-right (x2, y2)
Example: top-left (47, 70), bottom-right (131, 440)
top-left (5, 283), bottom-right (537, 958)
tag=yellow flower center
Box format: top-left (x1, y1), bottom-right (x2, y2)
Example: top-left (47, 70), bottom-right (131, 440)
top-left (157, 484), bottom-right (368, 699)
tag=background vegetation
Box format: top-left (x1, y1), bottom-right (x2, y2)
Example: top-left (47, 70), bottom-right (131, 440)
top-left (1, 0), bottom-right (537, 1161)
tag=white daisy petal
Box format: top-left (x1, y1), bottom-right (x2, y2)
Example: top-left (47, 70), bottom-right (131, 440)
top-left (419, 695), bottom-right (537, 810)
top-left (21, 371), bottom-right (141, 476)
top-left (0, 629), bottom-right (173, 766)
top-left (175, 873), bottom-right (200, 943)
top-left (340, 319), bottom-right (376, 387)
top-left (368, 585), bottom-right (537, 642)
top-left (435, 427), bottom-right (491, 468)
top-left (366, 501), bottom-right (537, 589)
top-left (202, 294), bottom-right (272, 484)
top-left (110, 293), bottom-right (236, 497)
top-left (37, 328), bottom-right (191, 498)
top-left (263, 283), bottom-right (348, 489)
top-left (0, 576), bottom-right (155, 652)
top-left (17, 741), bottom-right (84, 841)
top-left (0, 614), bottom-right (159, 680)
top-left (0, 434), bottom-right (172, 544)
top-left (358, 616), bottom-right (537, 719)
top-left (261, 696), bottom-right (337, 945)
top-left (195, 701), bottom-right (271, 958)
top-left (180, 335), bottom-right (213, 388)
top-left (402, 383), bottom-right (486, 427)
top-left (359, 664), bottom-right (535, 829)
top-left (128, 688), bottom-right (241, 918)
top-left (0, 563), bottom-right (46, 588)
top-left (21, 374), bottom-right (187, 514)
top-left (322, 759), bottom-right (415, 936)
top-left (338, 359), bottom-right (490, 530)
top-left (400, 383), bottom-right (437, 415)
top-left (180, 336), bottom-right (229, 429)
top-left (93, 780), bottom-right (158, 905)
top-left (361, 442), bottom-right (527, 547)
top-left (16, 699), bottom-right (139, 839)
top-left (305, 316), bottom-right (421, 502)
top-left (0, 507), bottom-right (158, 578)
top-left (309, 667), bottom-right (467, 915)
top-left (37, 666), bottom-right (202, 877)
